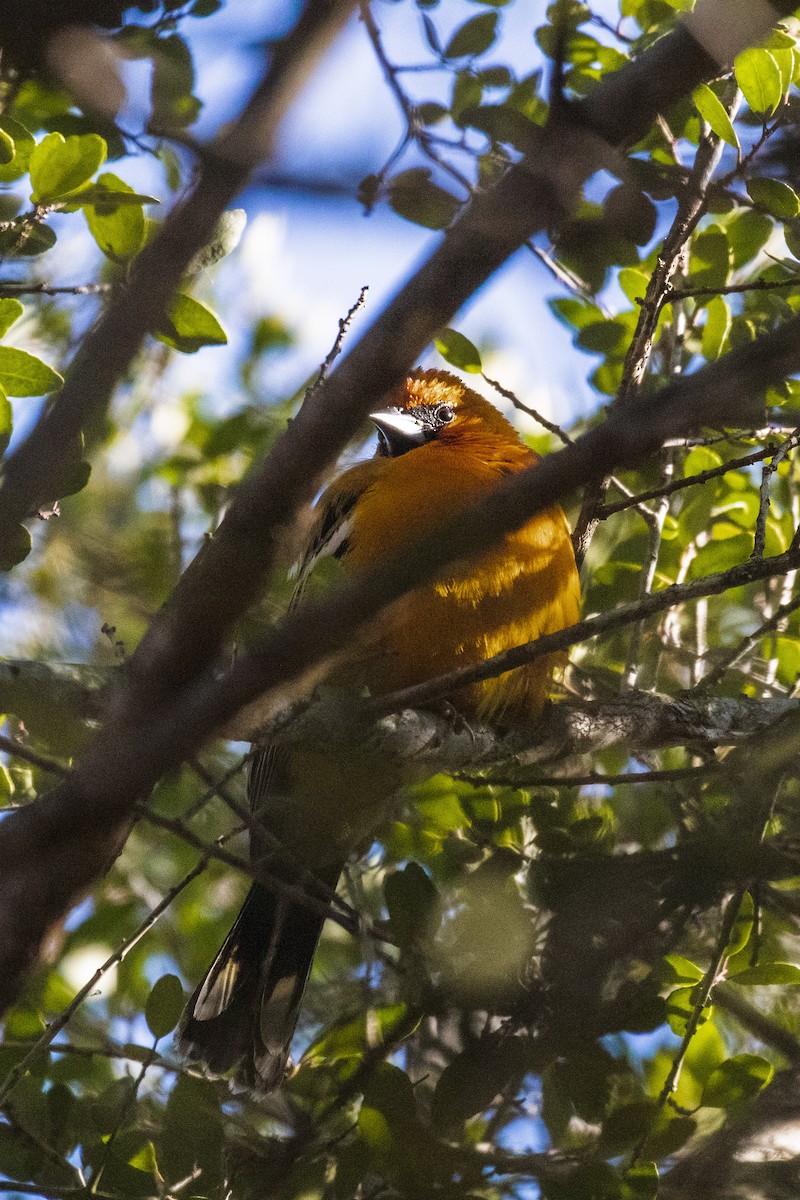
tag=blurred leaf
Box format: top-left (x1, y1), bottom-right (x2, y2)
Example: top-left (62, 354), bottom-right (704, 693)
top-left (0, 220), bottom-right (57, 257)
top-left (145, 973), bottom-right (184, 1039)
top-left (600, 1102), bottom-right (656, 1154)
top-left (726, 209), bottom-right (773, 268)
top-left (385, 861), bottom-right (441, 950)
top-left (0, 522), bottom-right (31, 570)
top-left (304, 1002), bottom-right (412, 1065)
top-left (725, 891), bottom-right (754, 957)
top-left (0, 126), bottom-right (14, 166)
top-left (0, 299), bottom-right (24, 337)
top-left (388, 168), bottom-right (462, 229)
top-left (0, 347), bottom-right (62, 396)
top-left (432, 1036), bottom-right (520, 1128)
top-left (622, 1161), bottom-right (659, 1200)
top-left (666, 985), bottom-right (711, 1036)
top-left (29, 131), bottom-right (106, 202)
top-left (689, 226), bottom-right (730, 288)
top-left (729, 961), bottom-right (800, 985)
top-left (155, 293), bottom-right (227, 353)
top-left (190, 207), bottom-right (247, 271)
top-left (747, 176), bottom-right (800, 220)
top-left (701, 1054), bottom-right (773, 1108)
top-left (160, 1075), bottom-right (222, 1192)
top-left (701, 295), bottom-right (731, 360)
top-left (0, 116), bottom-right (34, 183)
top-left (434, 328), bottom-right (482, 372)
top-left (605, 184), bottom-right (657, 245)
top-left (151, 34), bottom-right (201, 129)
top-left (444, 13), bottom-right (499, 59)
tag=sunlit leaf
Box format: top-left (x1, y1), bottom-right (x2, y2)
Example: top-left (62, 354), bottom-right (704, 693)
top-left (29, 131), bottom-right (106, 202)
top-left (730, 961), bottom-right (800, 985)
top-left (0, 347), bottom-right (63, 396)
top-left (701, 1054), bottom-right (774, 1108)
top-left (434, 328), bottom-right (482, 373)
top-left (693, 84), bottom-right (738, 148)
top-left (735, 48), bottom-right (783, 114)
top-left (145, 973), bottom-right (184, 1039)
top-left (155, 293), bottom-right (228, 353)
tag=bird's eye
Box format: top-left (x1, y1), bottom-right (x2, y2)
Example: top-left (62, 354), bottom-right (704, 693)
top-left (435, 404), bottom-right (455, 425)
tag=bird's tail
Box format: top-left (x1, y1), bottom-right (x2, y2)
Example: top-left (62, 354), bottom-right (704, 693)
top-left (178, 869), bottom-right (340, 1091)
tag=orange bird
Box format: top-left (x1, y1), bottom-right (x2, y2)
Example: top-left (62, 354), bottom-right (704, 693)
top-left (179, 369), bottom-right (581, 1089)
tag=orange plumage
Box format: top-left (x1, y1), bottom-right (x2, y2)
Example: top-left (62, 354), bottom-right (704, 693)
top-left (179, 368), bottom-right (580, 1089)
top-left (340, 369), bottom-right (580, 721)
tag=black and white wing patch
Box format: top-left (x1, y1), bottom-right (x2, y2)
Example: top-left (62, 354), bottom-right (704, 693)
top-left (288, 483), bottom-right (359, 608)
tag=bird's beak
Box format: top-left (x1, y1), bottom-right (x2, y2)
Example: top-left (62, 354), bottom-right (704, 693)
top-left (369, 407), bottom-right (427, 456)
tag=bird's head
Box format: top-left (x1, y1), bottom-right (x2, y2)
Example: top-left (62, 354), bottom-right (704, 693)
top-left (370, 369), bottom-right (522, 458)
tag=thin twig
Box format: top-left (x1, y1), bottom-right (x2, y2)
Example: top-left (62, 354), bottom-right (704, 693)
top-left (0, 733), bottom-right (69, 776)
top-left (0, 280), bottom-right (113, 297)
top-left (602, 436), bottom-right (799, 516)
top-left (460, 765), bottom-right (721, 789)
top-left (0, 853), bottom-right (213, 1107)
top-left (371, 540), bottom-right (800, 716)
top-left (631, 887), bottom-right (748, 1165)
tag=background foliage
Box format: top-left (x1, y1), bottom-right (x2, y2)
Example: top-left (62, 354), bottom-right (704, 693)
top-left (3, 1), bottom-right (800, 1198)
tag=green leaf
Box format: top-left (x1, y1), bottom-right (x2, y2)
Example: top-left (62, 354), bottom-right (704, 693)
top-left (190, 208), bottom-right (247, 271)
top-left (145, 973), bottom-right (184, 1039)
top-left (701, 295), bottom-right (731, 361)
top-left (84, 172), bottom-right (147, 262)
top-left (0, 219), bottom-right (57, 258)
top-left (701, 1054), bottom-right (774, 1108)
top-left (666, 985), bottom-right (711, 1036)
top-left (417, 101), bottom-right (448, 126)
top-left (0, 116), bottom-right (34, 183)
top-left (662, 954), bottom-right (704, 985)
top-left (727, 209), bottom-right (773, 268)
top-left (161, 1076), bottom-right (223, 1192)
top-left (0, 522), bottom-right (31, 571)
top-left (434, 328), bottom-right (482, 373)
top-left (619, 267), bottom-right (649, 304)
top-left (689, 226), bottom-right (730, 288)
top-left (305, 1002), bottom-right (411, 1065)
top-left (747, 176), bottom-right (800, 221)
top-left (71, 184), bottom-right (160, 208)
top-left (693, 84), bottom-right (739, 148)
top-left (605, 184), bottom-right (657, 245)
top-left (735, 48), bottom-right (783, 114)
top-left (388, 168), bottom-right (462, 230)
top-left (0, 347), bottom-right (63, 396)
top-left (730, 961), bottom-right (800, 985)
top-left (29, 132), bottom-right (107, 202)
top-left (622, 1161), bottom-right (659, 1200)
top-left (385, 862), bottom-right (441, 950)
top-left (444, 13), bottom-right (499, 59)
top-left (684, 446), bottom-right (723, 476)
top-left (725, 891), bottom-right (754, 957)
top-left (0, 299), bottom-right (24, 338)
top-left (151, 34), bottom-right (201, 129)
top-left (577, 318), bottom-right (629, 356)
top-left (0, 127), bottom-right (14, 166)
top-left (432, 1037), bottom-right (520, 1128)
top-left (155, 294), bottom-right (228, 353)
top-left (0, 385), bottom-right (11, 456)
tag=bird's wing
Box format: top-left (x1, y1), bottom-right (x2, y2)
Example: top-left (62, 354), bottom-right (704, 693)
top-left (249, 457), bottom-right (385, 812)
top-left (288, 457), bottom-right (385, 608)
